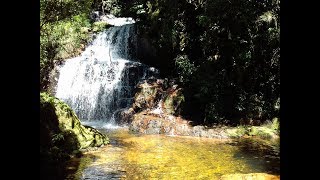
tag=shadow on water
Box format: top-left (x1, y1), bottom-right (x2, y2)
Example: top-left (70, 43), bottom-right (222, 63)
top-left (63, 129), bottom-right (146, 180)
top-left (64, 153), bottom-right (128, 180)
top-left (229, 137), bottom-right (280, 175)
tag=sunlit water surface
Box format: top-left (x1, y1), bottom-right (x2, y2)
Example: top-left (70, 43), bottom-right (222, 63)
top-left (65, 128), bottom-right (279, 179)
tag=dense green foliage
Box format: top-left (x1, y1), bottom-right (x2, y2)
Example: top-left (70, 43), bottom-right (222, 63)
top-left (120, 0), bottom-right (280, 125)
top-left (92, 0), bottom-right (122, 15)
top-left (40, 0), bottom-right (113, 91)
top-left (40, 0), bottom-right (91, 91)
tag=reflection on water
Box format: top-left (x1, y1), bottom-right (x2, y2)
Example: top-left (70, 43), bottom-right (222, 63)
top-left (65, 128), bottom-right (279, 179)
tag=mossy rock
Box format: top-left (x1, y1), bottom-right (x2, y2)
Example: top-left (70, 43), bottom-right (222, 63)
top-left (40, 92), bottom-right (109, 151)
top-left (163, 88), bottom-right (184, 115)
top-left (133, 82), bottom-right (159, 111)
top-left (92, 22), bottom-right (112, 32)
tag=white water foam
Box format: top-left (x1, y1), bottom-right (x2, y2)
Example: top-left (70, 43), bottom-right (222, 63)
top-left (55, 18), bottom-right (159, 127)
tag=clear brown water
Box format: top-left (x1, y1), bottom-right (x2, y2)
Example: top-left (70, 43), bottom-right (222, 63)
top-left (65, 128), bottom-right (279, 179)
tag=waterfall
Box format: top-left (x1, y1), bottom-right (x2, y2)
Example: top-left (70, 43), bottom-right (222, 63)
top-left (55, 19), bottom-right (159, 127)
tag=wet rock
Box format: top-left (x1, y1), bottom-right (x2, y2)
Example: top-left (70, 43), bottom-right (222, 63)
top-left (193, 126), bottom-right (205, 137)
top-left (114, 108), bottom-right (135, 124)
top-left (129, 111), bottom-right (230, 139)
top-left (133, 81), bottom-right (160, 111)
top-left (47, 60), bottom-right (62, 95)
top-left (163, 87), bottom-right (184, 115)
top-left (146, 119), bottom-right (162, 134)
top-left (175, 123), bottom-right (191, 136)
top-left (129, 79), bottom-right (234, 139)
top-left (132, 79), bottom-right (184, 115)
top-left (40, 92), bottom-right (109, 151)
top-left (90, 11), bottom-right (101, 21)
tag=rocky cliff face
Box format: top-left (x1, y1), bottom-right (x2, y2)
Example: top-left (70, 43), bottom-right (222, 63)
top-left (123, 79), bottom-right (229, 139)
top-left (132, 79), bottom-right (184, 115)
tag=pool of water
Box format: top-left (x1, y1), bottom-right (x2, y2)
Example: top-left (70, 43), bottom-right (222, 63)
top-left (64, 128), bottom-right (279, 179)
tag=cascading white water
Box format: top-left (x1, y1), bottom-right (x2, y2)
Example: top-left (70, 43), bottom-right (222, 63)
top-left (55, 18), bottom-right (159, 128)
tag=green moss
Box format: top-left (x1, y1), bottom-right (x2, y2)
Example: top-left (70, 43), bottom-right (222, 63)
top-left (245, 118), bottom-right (280, 140)
top-left (226, 122), bottom-right (279, 140)
top-left (163, 90), bottom-right (185, 115)
top-left (151, 9), bottom-right (160, 21)
top-left (40, 92), bottom-right (109, 151)
top-left (265, 118), bottom-right (280, 132)
top-left (92, 21), bottom-right (111, 32)
top-left (226, 126), bottom-right (247, 138)
top-left (141, 85), bottom-right (157, 96)
top-left (134, 83), bottom-right (159, 110)
top-left (164, 97), bottom-right (174, 114)
top-left (248, 127), bottom-right (274, 140)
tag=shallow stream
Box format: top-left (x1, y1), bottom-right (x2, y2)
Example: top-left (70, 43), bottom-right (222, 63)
top-left (64, 128), bottom-right (279, 179)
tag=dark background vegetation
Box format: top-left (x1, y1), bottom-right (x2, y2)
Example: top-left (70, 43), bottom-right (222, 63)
top-left (40, 0), bottom-right (280, 125)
